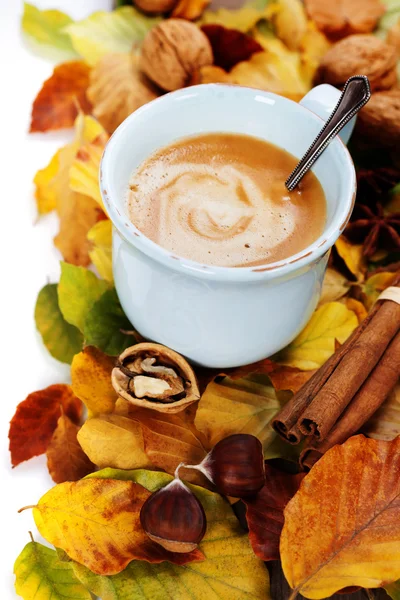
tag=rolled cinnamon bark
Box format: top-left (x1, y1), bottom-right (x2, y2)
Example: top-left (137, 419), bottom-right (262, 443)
top-left (300, 330), bottom-right (400, 470)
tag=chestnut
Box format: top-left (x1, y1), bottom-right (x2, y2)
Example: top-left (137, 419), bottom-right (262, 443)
top-left (140, 478), bottom-right (206, 553)
top-left (182, 434), bottom-right (265, 499)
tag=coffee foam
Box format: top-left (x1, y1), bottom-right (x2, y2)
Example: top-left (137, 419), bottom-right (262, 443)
top-left (127, 134), bottom-right (326, 267)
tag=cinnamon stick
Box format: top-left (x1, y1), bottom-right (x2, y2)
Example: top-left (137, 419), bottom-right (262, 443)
top-left (300, 330), bottom-right (400, 470)
top-left (272, 272), bottom-right (400, 444)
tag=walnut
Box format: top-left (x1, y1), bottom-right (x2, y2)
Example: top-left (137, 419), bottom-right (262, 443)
top-left (315, 35), bottom-right (398, 92)
top-left (134, 0), bottom-right (178, 14)
top-left (304, 0), bottom-right (385, 41)
top-left (111, 343), bottom-right (200, 413)
top-left (356, 89), bottom-right (400, 147)
top-left (140, 19), bottom-right (213, 91)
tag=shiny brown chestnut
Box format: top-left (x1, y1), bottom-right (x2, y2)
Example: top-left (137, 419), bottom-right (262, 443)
top-left (140, 478), bottom-right (206, 553)
top-left (183, 434), bottom-right (265, 498)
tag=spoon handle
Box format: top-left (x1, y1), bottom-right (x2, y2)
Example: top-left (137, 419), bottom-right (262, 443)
top-left (285, 75), bottom-right (371, 192)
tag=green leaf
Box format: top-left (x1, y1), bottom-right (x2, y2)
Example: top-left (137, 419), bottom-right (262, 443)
top-left (378, 0), bottom-right (400, 32)
top-left (21, 3), bottom-right (78, 60)
top-left (78, 468), bottom-right (270, 599)
top-left (35, 284), bottom-right (83, 364)
top-left (83, 288), bottom-right (135, 355)
top-left (64, 6), bottom-right (161, 66)
top-left (58, 262), bottom-right (108, 332)
top-left (386, 580), bottom-right (400, 599)
top-left (14, 541), bottom-right (91, 600)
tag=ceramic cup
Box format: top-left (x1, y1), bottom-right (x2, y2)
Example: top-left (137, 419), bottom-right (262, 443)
top-left (100, 84), bottom-right (356, 368)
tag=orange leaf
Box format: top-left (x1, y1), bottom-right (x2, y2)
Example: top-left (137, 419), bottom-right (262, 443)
top-left (30, 61), bottom-right (92, 133)
top-left (244, 464), bottom-right (304, 561)
top-left (268, 365), bottom-right (315, 394)
top-left (46, 412), bottom-right (95, 483)
top-left (9, 384), bottom-right (83, 467)
top-left (172, 0), bottom-right (210, 20)
top-left (345, 297), bottom-right (368, 324)
top-left (281, 435), bottom-right (400, 598)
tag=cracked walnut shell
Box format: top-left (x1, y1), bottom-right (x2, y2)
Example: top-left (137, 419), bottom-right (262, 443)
top-left (140, 19), bottom-right (213, 91)
top-left (304, 0), bottom-right (385, 41)
top-left (111, 343), bottom-right (200, 413)
top-left (315, 35), bottom-right (398, 92)
top-left (356, 89), bottom-right (400, 147)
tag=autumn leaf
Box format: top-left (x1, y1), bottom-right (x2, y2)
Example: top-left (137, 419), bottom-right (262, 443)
top-left (319, 268), bottom-right (350, 305)
top-left (244, 464), bottom-right (304, 561)
top-left (71, 346), bottom-right (117, 415)
top-left (83, 288), bottom-right (135, 355)
top-left (345, 297), bottom-right (368, 323)
top-left (64, 7), bottom-right (161, 66)
top-left (363, 383), bottom-right (400, 441)
top-left (47, 412), bottom-right (95, 483)
top-left (34, 150), bottom-right (60, 215)
top-left (362, 271), bottom-right (397, 310)
top-left (58, 262), bottom-right (108, 332)
top-left (276, 301), bottom-right (358, 370)
top-left (334, 236), bottom-right (366, 281)
top-left (35, 283), bottom-right (83, 364)
top-left (69, 131), bottom-right (108, 208)
top-left (9, 384), bottom-right (82, 467)
top-left (281, 435), bottom-right (400, 598)
top-left (386, 580), bottom-right (400, 600)
top-left (30, 61), bottom-right (91, 133)
top-left (32, 478), bottom-right (203, 575)
top-left (195, 377), bottom-right (282, 454)
top-left (172, 0), bottom-right (210, 20)
top-left (77, 414), bottom-right (151, 469)
top-left (201, 24), bottom-right (263, 70)
top-left (199, 2), bottom-right (268, 32)
top-left (14, 541), bottom-right (91, 600)
top-left (268, 365), bottom-right (315, 394)
top-left (77, 468), bottom-right (270, 598)
top-left (87, 220), bottom-right (113, 283)
top-left (21, 3), bottom-right (78, 60)
top-left (266, 0), bottom-right (308, 51)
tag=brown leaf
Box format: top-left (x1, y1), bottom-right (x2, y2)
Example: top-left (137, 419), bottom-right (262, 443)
top-left (46, 412), bottom-right (95, 483)
top-left (172, 0), bottom-right (210, 20)
top-left (268, 366), bottom-right (315, 394)
top-left (9, 384), bottom-right (83, 467)
top-left (244, 464), bottom-right (304, 561)
top-left (30, 61), bottom-right (92, 133)
top-left (201, 24), bottom-right (263, 70)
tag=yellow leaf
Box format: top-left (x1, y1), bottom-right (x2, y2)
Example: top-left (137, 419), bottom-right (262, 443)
top-left (172, 0), bottom-right (210, 20)
top-left (334, 235), bottom-right (366, 281)
top-left (267, 0), bottom-right (308, 51)
top-left (318, 267), bottom-right (350, 305)
top-left (195, 377), bottom-right (281, 453)
top-left (34, 149), bottom-right (60, 215)
top-left (281, 435), bottom-right (400, 598)
top-left (362, 271), bottom-right (396, 310)
top-left (199, 3), bottom-right (268, 32)
top-left (70, 131), bottom-right (109, 209)
top-left (345, 297), bottom-right (367, 323)
top-left (77, 414), bottom-right (151, 469)
top-left (276, 301), bottom-right (358, 370)
top-left (363, 384), bottom-right (400, 441)
top-left (71, 346), bottom-right (117, 415)
top-left (32, 478), bottom-right (201, 576)
top-left (87, 220), bottom-right (113, 283)
top-left (299, 22), bottom-right (331, 84)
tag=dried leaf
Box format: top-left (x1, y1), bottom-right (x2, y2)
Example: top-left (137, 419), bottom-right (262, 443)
top-left (77, 414), bottom-right (151, 469)
top-left (70, 132), bottom-right (108, 207)
top-left (83, 288), bottom-right (135, 355)
top-left (9, 384), bottom-right (82, 467)
top-left (21, 3), bottom-right (78, 60)
top-left (87, 220), bottom-right (113, 283)
top-left (71, 346), bottom-right (117, 415)
top-left (267, 0), bottom-right (308, 51)
top-left (64, 7), bottom-right (161, 66)
top-left (345, 297), bottom-right (368, 323)
top-left (195, 378), bottom-right (282, 454)
top-left (227, 358), bottom-right (277, 380)
top-left (281, 435), bottom-right (400, 598)
top-left (34, 149), bottom-right (60, 215)
top-left (362, 271), bottom-right (397, 309)
top-left (318, 268), bottom-right (350, 305)
top-left (14, 541), bottom-right (91, 600)
top-left (172, 0), bottom-right (210, 20)
top-left (299, 23), bottom-right (331, 84)
top-left (76, 468), bottom-right (271, 598)
top-left (244, 464), bottom-right (304, 561)
top-left (201, 24), bottom-right (263, 70)
top-left (35, 283), bottom-right (83, 364)
top-left (199, 2), bottom-right (268, 32)
top-left (58, 262), bottom-right (108, 332)
top-left (30, 61), bottom-right (91, 133)
top-left (386, 579), bottom-right (400, 600)
top-left (363, 383), bottom-right (400, 441)
top-left (47, 413), bottom-right (95, 483)
top-left (334, 236), bottom-right (366, 281)
top-left (87, 53), bottom-right (159, 134)
top-left (268, 366), bottom-right (315, 394)
top-left (276, 301), bottom-right (358, 370)
top-left (33, 478), bottom-right (203, 575)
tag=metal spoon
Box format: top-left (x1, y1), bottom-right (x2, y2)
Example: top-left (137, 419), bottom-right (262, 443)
top-left (285, 75), bottom-right (371, 192)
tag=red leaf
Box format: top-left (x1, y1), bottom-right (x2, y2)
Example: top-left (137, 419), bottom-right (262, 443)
top-left (201, 25), bottom-right (263, 71)
top-left (30, 61), bottom-right (92, 133)
top-left (244, 464), bottom-right (304, 561)
top-left (9, 384), bottom-right (83, 467)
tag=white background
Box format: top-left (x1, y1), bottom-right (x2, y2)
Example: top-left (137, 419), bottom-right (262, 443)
top-left (0, 1), bottom-right (112, 596)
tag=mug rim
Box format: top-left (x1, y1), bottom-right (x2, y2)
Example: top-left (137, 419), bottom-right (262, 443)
top-left (100, 83), bottom-right (356, 283)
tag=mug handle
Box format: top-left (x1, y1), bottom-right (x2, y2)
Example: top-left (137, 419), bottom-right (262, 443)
top-left (299, 84), bottom-right (355, 145)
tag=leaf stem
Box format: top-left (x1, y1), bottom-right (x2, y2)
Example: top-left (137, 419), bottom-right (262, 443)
top-left (288, 590), bottom-right (298, 600)
top-left (18, 505), bottom-right (36, 513)
top-left (28, 531), bottom-right (34, 543)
